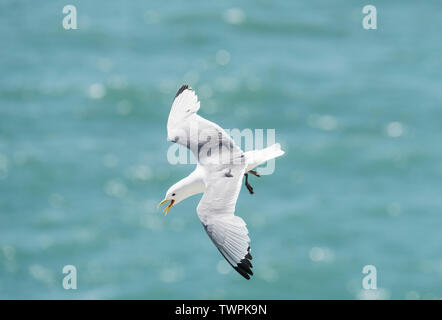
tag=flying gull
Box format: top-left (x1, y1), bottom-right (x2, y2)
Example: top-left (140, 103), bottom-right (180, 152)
top-left (159, 85), bottom-right (285, 279)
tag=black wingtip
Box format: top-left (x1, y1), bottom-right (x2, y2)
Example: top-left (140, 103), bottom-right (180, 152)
top-left (234, 247), bottom-right (254, 280)
top-left (175, 84), bottom-right (190, 98)
top-left (245, 246), bottom-right (253, 260)
top-left (234, 266), bottom-right (251, 280)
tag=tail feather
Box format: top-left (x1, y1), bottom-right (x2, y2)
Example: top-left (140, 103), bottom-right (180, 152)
top-left (244, 143), bottom-right (285, 172)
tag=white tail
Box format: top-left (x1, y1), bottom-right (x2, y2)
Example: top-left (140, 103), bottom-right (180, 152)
top-left (244, 143), bottom-right (285, 172)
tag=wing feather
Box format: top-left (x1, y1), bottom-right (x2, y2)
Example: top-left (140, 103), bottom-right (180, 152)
top-left (197, 163), bottom-right (253, 280)
top-left (167, 85), bottom-right (243, 165)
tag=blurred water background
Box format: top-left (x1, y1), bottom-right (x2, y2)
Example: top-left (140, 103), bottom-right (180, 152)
top-left (1, 0), bottom-right (441, 299)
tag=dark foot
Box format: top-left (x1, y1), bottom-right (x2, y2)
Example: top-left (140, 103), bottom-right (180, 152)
top-left (244, 173), bottom-right (254, 194)
top-left (249, 170), bottom-right (260, 177)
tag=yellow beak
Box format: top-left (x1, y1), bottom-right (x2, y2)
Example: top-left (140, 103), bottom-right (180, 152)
top-left (158, 199), bottom-right (175, 215)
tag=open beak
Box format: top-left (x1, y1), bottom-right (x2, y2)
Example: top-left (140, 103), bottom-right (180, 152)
top-left (158, 199), bottom-right (175, 215)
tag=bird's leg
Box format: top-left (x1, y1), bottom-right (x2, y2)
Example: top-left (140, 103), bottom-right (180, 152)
top-left (244, 173), bottom-right (254, 195)
top-left (248, 170), bottom-right (260, 177)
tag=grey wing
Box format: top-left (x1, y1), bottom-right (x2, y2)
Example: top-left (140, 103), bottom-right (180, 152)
top-left (167, 85), bottom-right (244, 164)
top-left (197, 162), bottom-right (253, 280)
top-left (201, 215), bottom-right (253, 279)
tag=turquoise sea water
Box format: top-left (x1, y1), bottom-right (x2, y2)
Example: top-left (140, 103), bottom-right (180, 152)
top-left (1, 0), bottom-right (441, 299)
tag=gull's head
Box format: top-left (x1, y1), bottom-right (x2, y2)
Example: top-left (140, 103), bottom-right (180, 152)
top-left (158, 185), bottom-right (184, 215)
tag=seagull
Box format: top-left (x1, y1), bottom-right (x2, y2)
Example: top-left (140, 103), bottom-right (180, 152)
top-left (159, 85), bottom-right (285, 279)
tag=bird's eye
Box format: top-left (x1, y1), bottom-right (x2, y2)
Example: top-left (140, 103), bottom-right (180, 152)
top-left (172, 193), bottom-right (176, 196)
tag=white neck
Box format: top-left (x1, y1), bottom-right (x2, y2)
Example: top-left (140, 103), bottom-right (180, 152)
top-left (171, 168), bottom-right (205, 204)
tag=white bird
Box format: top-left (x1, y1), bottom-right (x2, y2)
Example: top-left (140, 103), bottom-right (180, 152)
top-left (159, 85), bottom-right (285, 279)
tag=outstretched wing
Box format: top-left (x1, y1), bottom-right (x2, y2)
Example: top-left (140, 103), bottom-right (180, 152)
top-left (197, 162), bottom-right (253, 280)
top-left (167, 85), bottom-right (200, 136)
top-left (167, 85), bottom-right (243, 164)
